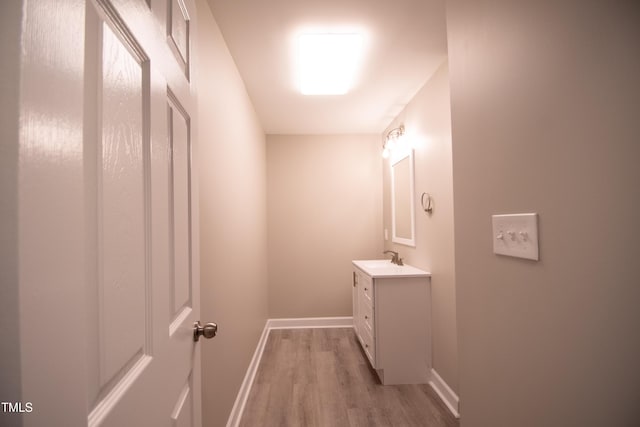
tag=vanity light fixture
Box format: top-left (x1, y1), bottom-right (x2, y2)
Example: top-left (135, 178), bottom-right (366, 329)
top-left (382, 125), bottom-right (405, 158)
top-left (297, 32), bottom-right (363, 95)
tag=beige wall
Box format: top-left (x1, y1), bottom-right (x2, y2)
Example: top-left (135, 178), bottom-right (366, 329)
top-left (382, 61), bottom-right (458, 393)
top-left (446, 1), bottom-right (640, 425)
top-left (196, 2), bottom-right (269, 426)
top-left (267, 134), bottom-right (383, 318)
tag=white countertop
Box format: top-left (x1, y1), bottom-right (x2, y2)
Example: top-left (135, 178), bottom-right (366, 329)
top-left (352, 259), bottom-right (431, 278)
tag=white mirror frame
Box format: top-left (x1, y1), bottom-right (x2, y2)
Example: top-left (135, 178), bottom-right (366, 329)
top-left (390, 148), bottom-right (416, 247)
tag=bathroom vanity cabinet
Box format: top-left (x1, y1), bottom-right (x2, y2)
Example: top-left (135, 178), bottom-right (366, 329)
top-left (352, 260), bottom-right (431, 385)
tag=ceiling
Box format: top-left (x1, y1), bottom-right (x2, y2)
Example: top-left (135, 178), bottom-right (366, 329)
top-left (205, 0), bottom-right (448, 135)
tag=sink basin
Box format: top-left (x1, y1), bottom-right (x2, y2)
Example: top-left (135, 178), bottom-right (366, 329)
top-left (352, 259), bottom-right (430, 278)
top-left (361, 260), bottom-right (396, 269)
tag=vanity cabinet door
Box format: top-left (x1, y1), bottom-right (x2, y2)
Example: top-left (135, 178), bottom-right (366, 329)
top-left (361, 297), bottom-right (376, 367)
top-left (361, 274), bottom-right (374, 305)
top-left (361, 326), bottom-right (376, 365)
top-left (352, 269), bottom-right (369, 341)
top-left (361, 298), bottom-right (375, 337)
top-left (353, 268), bottom-right (376, 367)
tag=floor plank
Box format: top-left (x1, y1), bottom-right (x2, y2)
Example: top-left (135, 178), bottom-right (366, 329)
top-left (239, 328), bottom-right (459, 427)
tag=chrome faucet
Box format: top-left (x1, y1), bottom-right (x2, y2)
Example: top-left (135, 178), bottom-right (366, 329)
top-left (383, 250), bottom-right (403, 266)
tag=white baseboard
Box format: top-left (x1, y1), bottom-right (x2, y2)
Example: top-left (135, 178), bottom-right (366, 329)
top-left (268, 316), bottom-right (353, 329)
top-left (225, 323), bottom-right (270, 427)
top-left (428, 368), bottom-right (460, 419)
top-left (225, 316), bottom-right (353, 427)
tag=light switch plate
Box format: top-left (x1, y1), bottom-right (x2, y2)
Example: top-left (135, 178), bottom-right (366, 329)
top-left (492, 213), bottom-right (539, 261)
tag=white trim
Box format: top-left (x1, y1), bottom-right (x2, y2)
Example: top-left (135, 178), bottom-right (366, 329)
top-left (428, 368), bottom-right (460, 419)
top-left (268, 316), bottom-right (353, 329)
top-left (225, 317), bottom-right (353, 427)
top-left (225, 323), bottom-right (270, 427)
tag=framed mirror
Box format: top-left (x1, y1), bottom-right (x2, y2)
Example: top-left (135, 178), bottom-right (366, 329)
top-left (391, 149), bottom-right (416, 247)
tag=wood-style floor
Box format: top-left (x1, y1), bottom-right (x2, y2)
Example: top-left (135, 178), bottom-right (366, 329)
top-left (239, 328), bottom-right (459, 427)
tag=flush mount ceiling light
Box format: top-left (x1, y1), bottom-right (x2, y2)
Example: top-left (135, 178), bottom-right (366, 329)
top-left (297, 33), bottom-right (363, 95)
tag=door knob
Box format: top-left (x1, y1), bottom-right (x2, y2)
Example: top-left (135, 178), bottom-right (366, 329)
top-left (193, 321), bottom-right (218, 342)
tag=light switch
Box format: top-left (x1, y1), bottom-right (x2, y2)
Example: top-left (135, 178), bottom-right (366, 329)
top-left (492, 213), bottom-right (539, 261)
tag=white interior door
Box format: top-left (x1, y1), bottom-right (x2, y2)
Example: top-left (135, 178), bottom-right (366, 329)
top-left (11, 0), bottom-right (205, 425)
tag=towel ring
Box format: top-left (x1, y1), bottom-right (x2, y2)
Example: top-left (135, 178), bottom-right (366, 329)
top-left (421, 192), bottom-right (433, 213)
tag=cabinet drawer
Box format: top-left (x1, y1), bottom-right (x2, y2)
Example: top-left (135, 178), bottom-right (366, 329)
top-left (360, 274), bottom-right (373, 304)
top-left (361, 300), bottom-right (374, 335)
top-left (362, 327), bottom-right (376, 367)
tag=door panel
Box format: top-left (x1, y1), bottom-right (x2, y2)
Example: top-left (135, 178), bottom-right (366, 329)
top-left (171, 377), bottom-right (194, 427)
top-left (167, 0), bottom-right (190, 77)
top-left (99, 15), bottom-right (151, 393)
top-left (85, 5), bottom-right (157, 424)
top-left (168, 93), bottom-right (192, 320)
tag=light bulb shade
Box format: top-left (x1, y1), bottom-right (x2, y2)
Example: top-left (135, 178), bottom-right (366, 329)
top-left (298, 33), bottom-right (363, 95)
top-left (382, 125), bottom-right (405, 159)
top-left (386, 126), bottom-right (405, 142)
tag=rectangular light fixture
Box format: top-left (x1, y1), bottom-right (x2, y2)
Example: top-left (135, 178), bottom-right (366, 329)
top-left (297, 33), bottom-right (363, 95)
